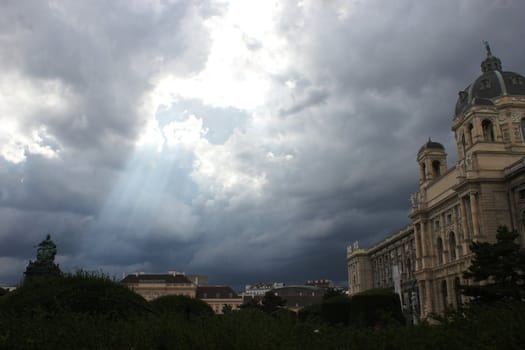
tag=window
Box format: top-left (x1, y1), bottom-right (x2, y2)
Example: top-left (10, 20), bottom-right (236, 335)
top-left (482, 119), bottom-right (495, 142)
top-left (432, 160), bottom-right (441, 177)
top-left (480, 78), bottom-right (491, 90)
top-left (511, 76), bottom-right (524, 86)
top-left (449, 232), bottom-right (457, 261)
top-left (437, 237), bottom-right (444, 264)
top-left (467, 123), bottom-right (474, 145)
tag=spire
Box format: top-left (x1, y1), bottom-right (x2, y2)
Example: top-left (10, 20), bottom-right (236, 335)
top-left (480, 41), bottom-right (502, 73)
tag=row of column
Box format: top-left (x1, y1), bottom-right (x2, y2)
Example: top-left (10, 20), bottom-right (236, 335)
top-left (414, 191), bottom-right (480, 317)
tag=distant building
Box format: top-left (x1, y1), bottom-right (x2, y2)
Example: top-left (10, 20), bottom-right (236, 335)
top-left (347, 226), bottom-right (418, 315)
top-left (243, 282), bottom-right (285, 297)
top-left (196, 286), bottom-right (243, 314)
top-left (186, 274), bottom-right (208, 286)
top-left (305, 279), bottom-right (334, 289)
top-left (0, 286), bottom-right (16, 292)
top-left (121, 272), bottom-right (196, 301)
top-left (272, 285), bottom-right (325, 311)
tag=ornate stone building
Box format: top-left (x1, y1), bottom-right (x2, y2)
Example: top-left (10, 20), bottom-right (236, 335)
top-left (347, 226), bottom-right (417, 313)
top-left (411, 45), bottom-right (525, 317)
top-left (348, 46), bottom-right (525, 319)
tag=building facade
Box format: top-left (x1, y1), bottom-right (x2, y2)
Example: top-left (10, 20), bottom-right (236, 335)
top-left (196, 286), bottom-right (243, 314)
top-left (348, 47), bottom-right (525, 319)
top-left (347, 226), bottom-right (418, 314)
top-left (272, 285), bottom-right (325, 311)
top-left (121, 272), bottom-right (197, 301)
top-left (412, 47), bottom-right (525, 317)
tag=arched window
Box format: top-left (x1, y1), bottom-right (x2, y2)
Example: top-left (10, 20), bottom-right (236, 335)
top-left (449, 232), bottom-right (457, 260)
top-left (432, 160), bottom-right (441, 177)
top-left (467, 123), bottom-right (474, 145)
top-left (437, 237), bottom-right (444, 264)
top-left (482, 119), bottom-right (495, 142)
top-left (421, 162), bottom-right (427, 181)
top-left (441, 280), bottom-right (448, 310)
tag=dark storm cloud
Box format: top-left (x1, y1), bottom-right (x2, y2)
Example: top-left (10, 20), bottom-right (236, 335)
top-left (2, 0), bottom-right (525, 288)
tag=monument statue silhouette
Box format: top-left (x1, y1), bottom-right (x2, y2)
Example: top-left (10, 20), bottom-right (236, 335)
top-left (24, 234), bottom-right (61, 278)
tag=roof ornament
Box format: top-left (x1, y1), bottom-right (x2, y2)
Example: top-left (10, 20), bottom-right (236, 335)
top-left (483, 40), bottom-right (492, 57)
top-left (480, 40), bottom-right (502, 73)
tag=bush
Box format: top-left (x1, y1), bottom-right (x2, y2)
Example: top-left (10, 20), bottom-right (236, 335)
top-left (0, 271), bottom-right (152, 319)
top-left (348, 288), bottom-right (405, 327)
top-left (321, 295), bottom-right (352, 325)
top-left (149, 294), bottom-right (214, 320)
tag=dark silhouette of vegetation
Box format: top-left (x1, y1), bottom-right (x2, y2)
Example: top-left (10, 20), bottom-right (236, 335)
top-left (239, 296), bottom-right (260, 309)
top-left (0, 287), bottom-right (6, 297)
top-left (261, 291), bottom-right (286, 313)
top-left (1, 236), bottom-right (524, 349)
top-left (150, 294), bottom-right (214, 319)
top-left (0, 271), bottom-right (524, 349)
top-left (463, 226), bottom-right (525, 303)
top-left (322, 287), bottom-right (346, 300)
top-left (349, 288), bottom-right (405, 327)
top-left (0, 271), bottom-right (152, 319)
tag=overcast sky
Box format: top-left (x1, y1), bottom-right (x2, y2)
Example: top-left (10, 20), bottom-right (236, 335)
top-left (1, 0), bottom-right (525, 289)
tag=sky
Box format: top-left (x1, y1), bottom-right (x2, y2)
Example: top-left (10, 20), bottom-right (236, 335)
top-left (1, 0), bottom-right (525, 289)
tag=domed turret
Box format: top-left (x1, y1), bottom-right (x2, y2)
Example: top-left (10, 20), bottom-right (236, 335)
top-left (417, 138), bottom-right (447, 185)
top-left (455, 42), bottom-right (525, 116)
top-left (418, 139), bottom-right (445, 157)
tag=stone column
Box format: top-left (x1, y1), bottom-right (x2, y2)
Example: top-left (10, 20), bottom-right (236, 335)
top-left (446, 277), bottom-right (455, 310)
top-left (425, 280), bottom-right (433, 315)
top-left (418, 280), bottom-right (426, 318)
top-left (420, 221), bottom-right (429, 269)
top-left (470, 192), bottom-right (481, 238)
top-left (414, 224), bottom-right (421, 271)
top-left (460, 197), bottom-right (469, 241)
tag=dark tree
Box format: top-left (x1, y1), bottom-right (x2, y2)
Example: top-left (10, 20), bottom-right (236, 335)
top-left (462, 226), bottom-right (525, 303)
top-left (239, 297), bottom-right (260, 310)
top-left (323, 288), bottom-right (346, 300)
top-left (261, 291), bottom-right (286, 314)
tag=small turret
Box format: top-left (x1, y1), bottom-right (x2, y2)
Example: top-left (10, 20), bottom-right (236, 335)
top-left (417, 138), bottom-right (447, 185)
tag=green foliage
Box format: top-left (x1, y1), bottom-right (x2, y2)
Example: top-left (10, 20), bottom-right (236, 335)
top-left (261, 291), bottom-right (286, 314)
top-left (150, 294), bottom-right (214, 320)
top-left (239, 297), bottom-right (260, 309)
top-left (321, 295), bottom-right (352, 325)
top-left (0, 271), bottom-right (152, 319)
top-left (222, 303), bottom-right (233, 314)
top-left (463, 226), bottom-right (525, 303)
top-left (322, 287), bottom-right (346, 300)
top-left (348, 288), bottom-right (405, 327)
top-left (1, 266), bottom-right (525, 349)
top-left (297, 302), bottom-right (322, 323)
